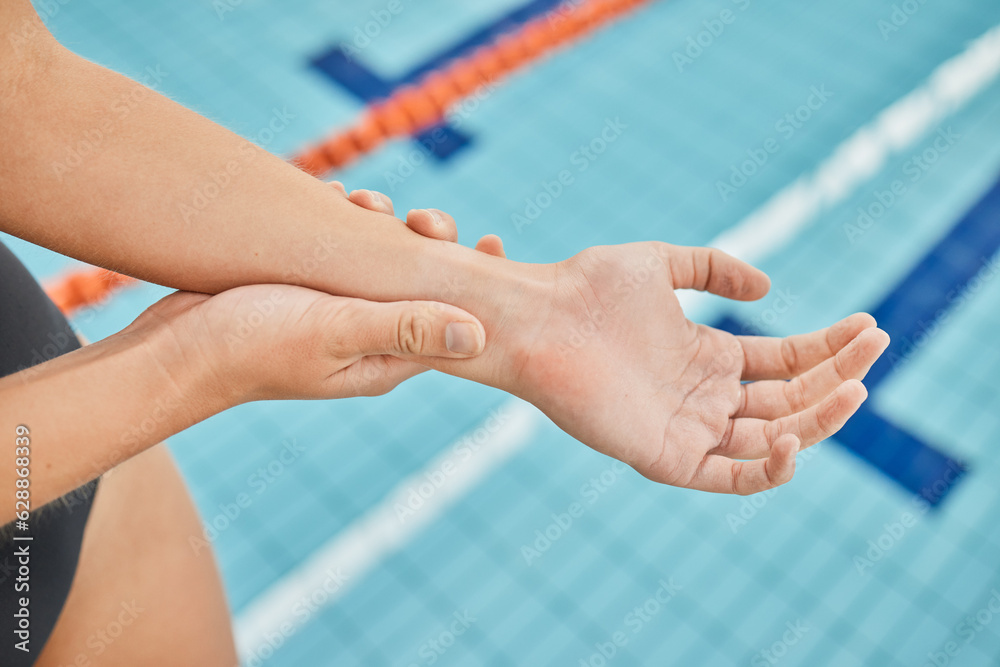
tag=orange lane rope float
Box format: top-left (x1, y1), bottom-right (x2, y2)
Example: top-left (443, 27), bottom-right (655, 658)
top-left (293, 0), bottom-right (653, 177)
top-left (45, 0), bottom-right (652, 316)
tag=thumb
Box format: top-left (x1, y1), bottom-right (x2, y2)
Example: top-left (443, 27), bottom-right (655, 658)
top-left (664, 244), bottom-right (770, 301)
top-left (342, 299), bottom-right (486, 359)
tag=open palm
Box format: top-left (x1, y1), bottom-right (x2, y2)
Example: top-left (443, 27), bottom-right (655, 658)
top-left (519, 242), bottom-right (888, 495)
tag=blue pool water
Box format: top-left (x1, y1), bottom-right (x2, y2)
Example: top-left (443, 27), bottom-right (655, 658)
top-left (7, 0), bottom-right (1000, 664)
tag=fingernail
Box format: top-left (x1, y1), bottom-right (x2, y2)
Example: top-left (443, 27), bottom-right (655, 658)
top-left (446, 322), bottom-right (482, 355)
top-left (426, 209), bottom-right (442, 225)
top-left (356, 190), bottom-right (380, 209)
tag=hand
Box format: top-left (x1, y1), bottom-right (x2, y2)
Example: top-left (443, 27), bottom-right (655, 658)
top-left (513, 242), bottom-right (889, 495)
top-left (134, 282), bottom-right (493, 403)
top-left (127, 182), bottom-right (507, 403)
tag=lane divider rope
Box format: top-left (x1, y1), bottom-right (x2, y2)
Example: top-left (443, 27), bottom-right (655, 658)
top-left (293, 0), bottom-right (653, 176)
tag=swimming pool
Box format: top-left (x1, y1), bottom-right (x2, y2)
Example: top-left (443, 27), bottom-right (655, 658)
top-left (7, 0), bottom-right (1000, 664)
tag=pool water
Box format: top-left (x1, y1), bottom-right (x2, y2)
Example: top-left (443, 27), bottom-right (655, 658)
top-left (6, 0), bottom-right (1000, 664)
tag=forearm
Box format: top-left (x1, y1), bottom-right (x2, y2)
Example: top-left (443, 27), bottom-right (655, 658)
top-left (0, 37), bottom-right (428, 296)
top-left (0, 326), bottom-right (227, 523)
top-left (0, 22), bottom-right (538, 308)
top-left (0, 28), bottom-right (554, 390)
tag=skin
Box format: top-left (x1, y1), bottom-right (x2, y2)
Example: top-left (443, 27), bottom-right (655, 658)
top-left (0, 0), bottom-right (892, 661)
top-left (37, 446), bottom-right (238, 666)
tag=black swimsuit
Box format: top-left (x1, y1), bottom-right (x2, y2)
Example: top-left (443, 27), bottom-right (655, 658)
top-left (0, 240), bottom-right (99, 665)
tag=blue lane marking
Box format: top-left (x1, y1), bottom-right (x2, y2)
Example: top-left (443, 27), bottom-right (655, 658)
top-left (715, 174), bottom-right (1000, 506)
top-left (310, 0), bottom-right (566, 160)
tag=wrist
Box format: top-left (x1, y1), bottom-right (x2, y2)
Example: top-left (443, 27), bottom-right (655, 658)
top-left (411, 239), bottom-right (559, 393)
top-left (139, 311), bottom-right (245, 417)
top-left (291, 200), bottom-right (561, 392)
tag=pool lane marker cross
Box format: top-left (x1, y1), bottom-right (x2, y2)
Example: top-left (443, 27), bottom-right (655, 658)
top-left (715, 177), bottom-right (1000, 507)
top-left (307, 0), bottom-right (566, 163)
top-left (673, 22), bottom-right (1000, 506)
top-left (299, 0), bottom-right (656, 175)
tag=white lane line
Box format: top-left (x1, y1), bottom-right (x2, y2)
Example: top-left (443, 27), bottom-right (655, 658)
top-left (234, 399), bottom-right (541, 664)
top-left (678, 23), bottom-right (1000, 320)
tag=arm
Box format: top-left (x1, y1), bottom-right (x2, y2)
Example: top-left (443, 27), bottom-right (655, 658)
top-left (1, 317), bottom-right (224, 521)
top-left (0, 1), bottom-right (542, 391)
top-left (0, 282), bottom-right (493, 524)
top-left (0, 3), bottom-right (521, 300)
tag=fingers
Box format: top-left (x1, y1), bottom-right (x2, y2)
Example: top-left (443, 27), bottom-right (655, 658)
top-left (341, 188), bottom-right (505, 255)
top-left (737, 327), bottom-right (890, 419)
top-left (665, 245), bottom-right (771, 301)
top-left (335, 298), bottom-right (486, 359)
top-left (688, 434), bottom-right (799, 495)
top-left (408, 210), bottom-right (507, 256)
top-left (345, 187), bottom-right (454, 243)
top-left (712, 379), bottom-right (868, 460)
top-left (406, 208), bottom-right (458, 243)
top-left (348, 188), bottom-right (395, 215)
top-left (329, 180), bottom-right (348, 196)
top-left (475, 234), bottom-right (505, 258)
top-left (739, 312), bottom-right (878, 381)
